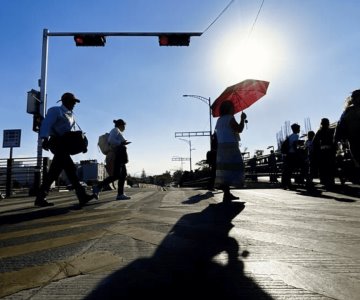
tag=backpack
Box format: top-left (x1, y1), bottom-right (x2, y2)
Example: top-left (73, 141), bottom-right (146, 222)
top-left (280, 137), bottom-right (290, 154)
top-left (98, 133), bottom-right (111, 155)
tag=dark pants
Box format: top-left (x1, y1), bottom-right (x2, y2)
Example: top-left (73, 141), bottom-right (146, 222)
top-left (99, 147), bottom-right (127, 195)
top-left (39, 138), bottom-right (83, 196)
top-left (99, 165), bottom-right (127, 195)
top-left (281, 153), bottom-right (306, 187)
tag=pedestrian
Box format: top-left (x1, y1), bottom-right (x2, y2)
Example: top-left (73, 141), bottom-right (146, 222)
top-left (268, 150), bottom-right (278, 183)
top-left (93, 119), bottom-right (131, 200)
top-left (334, 89), bottom-right (360, 169)
top-left (34, 92), bottom-right (96, 207)
top-left (206, 132), bottom-right (218, 191)
top-left (214, 100), bottom-right (246, 203)
top-left (248, 155), bottom-right (258, 182)
top-left (304, 130), bottom-right (316, 190)
top-left (281, 123), bottom-right (305, 189)
top-left (313, 118), bottom-right (336, 189)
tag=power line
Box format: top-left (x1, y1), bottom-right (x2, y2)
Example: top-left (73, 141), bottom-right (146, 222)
top-left (247, 0), bottom-right (265, 39)
top-left (203, 0), bottom-right (235, 34)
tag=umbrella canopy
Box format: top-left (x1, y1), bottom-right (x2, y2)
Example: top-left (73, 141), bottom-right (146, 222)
top-left (211, 79), bottom-right (270, 117)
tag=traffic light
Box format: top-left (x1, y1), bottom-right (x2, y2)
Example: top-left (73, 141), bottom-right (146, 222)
top-left (32, 114), bottom-right (43, 133)
top-left (158, 34), bottom-right (190, 46)
top-left (26, 89), bottom-right (41, 114)
top-left (74, 35), bottom-right (106, 47)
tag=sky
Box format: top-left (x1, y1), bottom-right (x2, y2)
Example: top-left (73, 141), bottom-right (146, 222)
top-left (1, 0), bottom-right (359, 176)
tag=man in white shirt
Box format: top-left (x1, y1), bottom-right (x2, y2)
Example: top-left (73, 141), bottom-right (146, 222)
top-left (34, 92), bottom-right (95, 207)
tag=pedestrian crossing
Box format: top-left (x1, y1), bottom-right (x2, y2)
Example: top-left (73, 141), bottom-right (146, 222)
top-left (0, 187), bottom-right (359, 299)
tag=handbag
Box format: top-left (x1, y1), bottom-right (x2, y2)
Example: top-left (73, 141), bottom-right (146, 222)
top-left (118, 145), bottom-right (129, 164)
top-left (61, 130), bottom-right (88, 155)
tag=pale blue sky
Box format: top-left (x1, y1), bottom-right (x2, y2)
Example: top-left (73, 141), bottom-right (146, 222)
top-left (1, 0), bottom-right (359, 175)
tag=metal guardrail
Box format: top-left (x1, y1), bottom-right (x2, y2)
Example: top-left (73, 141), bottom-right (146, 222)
top-left (0, 157), bottom-right (48, 198)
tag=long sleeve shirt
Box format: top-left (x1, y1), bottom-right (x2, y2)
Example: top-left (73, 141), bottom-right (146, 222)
top-left (39, 105), bottom-right (76, 139)
top-left (108, 127), bottom-right (126, 146)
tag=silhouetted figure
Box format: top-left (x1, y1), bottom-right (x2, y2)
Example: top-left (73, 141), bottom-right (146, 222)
top-left (34, 92), bottom-right (95, 207)
top-left (334, 89), bottom-right (360, 179)
top-left (304, 130), bottom-right (317, 191)
top-left (207, 132), bottom-right (218, 191)
top-left (248, 155), bottom-right (258, 182)
top-left (93, 119), bottom-right (131, 200)
top-left (281, 123), bottom-right (305, 189)
top-left (313, 118), bottom-right (336, 189)
top-left (214, 101), bottom-right (246, 202)
top-left (268, 150), bottom-right (278, 183)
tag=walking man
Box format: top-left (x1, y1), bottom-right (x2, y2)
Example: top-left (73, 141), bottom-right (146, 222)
top-left (34, 92), bottom-right (95, 207)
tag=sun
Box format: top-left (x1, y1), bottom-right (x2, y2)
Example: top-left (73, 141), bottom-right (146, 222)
top-left (212, 28), bottom-right (287, 83)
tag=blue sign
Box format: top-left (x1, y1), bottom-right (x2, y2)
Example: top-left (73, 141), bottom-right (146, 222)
top-left (3, 129), bottom-right (21, 148)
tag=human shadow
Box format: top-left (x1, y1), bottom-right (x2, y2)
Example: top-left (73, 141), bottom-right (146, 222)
top-left (85, 202), bottom-right (273, 300)
top-left (0, 206), bottom-right (74, 225)
top-left (182, 191), bottom-right (215, 204)
top-left (296, 184), bottom-right (359, 203)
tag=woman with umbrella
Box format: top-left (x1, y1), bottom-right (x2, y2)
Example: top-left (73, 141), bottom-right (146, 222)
top-left (214, 100), bottom-right (247, 202)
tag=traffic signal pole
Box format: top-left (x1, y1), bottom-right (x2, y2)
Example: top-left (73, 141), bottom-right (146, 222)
top-left (33, 29), bottom-right (202, 191)
top-left (32, 29), bottom-right (49, 195)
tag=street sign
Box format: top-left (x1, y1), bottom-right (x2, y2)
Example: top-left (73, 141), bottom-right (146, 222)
top-left (3, 129), bottom-right (21, 148)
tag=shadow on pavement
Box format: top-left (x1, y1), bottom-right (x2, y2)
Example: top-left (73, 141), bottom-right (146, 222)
top-left (182, 191), bottom-right (216, 204)
top-left (295, 184), bottom-right (359, 203)
top-left (0, 206), bottom-right (76, 225)
top-left (85, 202), bottom-right (273, 299)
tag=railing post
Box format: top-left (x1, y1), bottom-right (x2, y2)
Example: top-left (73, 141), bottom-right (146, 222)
top-left (6, 158), bottom-right (13, 197)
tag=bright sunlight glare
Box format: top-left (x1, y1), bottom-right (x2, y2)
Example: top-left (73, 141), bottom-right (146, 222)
top-left (212, 28), bottom-right (287, 84)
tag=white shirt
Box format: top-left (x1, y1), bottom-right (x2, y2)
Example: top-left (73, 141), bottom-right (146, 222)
top-left (288, 133), bottom-right (299, 153)
top-left (39, 105), bottom-right (76, 138)
top-left (108, 127), bottom-right (126, 146)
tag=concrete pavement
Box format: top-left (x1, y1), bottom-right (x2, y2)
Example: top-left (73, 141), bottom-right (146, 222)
top-left (0, 184), bottom-right (359, 299)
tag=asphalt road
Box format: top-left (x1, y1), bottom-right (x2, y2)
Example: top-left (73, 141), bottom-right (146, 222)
top-left (0, 184), bottom-right (359, 299)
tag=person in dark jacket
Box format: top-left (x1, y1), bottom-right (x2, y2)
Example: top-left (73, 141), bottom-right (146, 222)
top-left (313, 118), bottom-right (336, 189)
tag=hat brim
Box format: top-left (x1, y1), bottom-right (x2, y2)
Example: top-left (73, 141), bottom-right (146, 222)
top-left (57, 98), bottom-right (80, 103)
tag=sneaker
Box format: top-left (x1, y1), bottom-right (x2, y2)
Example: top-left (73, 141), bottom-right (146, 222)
top-left (34, 199), bottom-right (54, 207)
top-left (78, 193), bottom-right (95, 207)
top-left (116, 194), bottom-right (131, 200)
top-left (34, 192), bottom-right (54, 207)
top-left (92, 185), bottom-right (100, 200)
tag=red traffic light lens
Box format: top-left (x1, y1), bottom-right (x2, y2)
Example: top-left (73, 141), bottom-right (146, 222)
top-left (159, 35), bottom-right (169, 46)
top-left (75, 37), bottom-right (84, 45)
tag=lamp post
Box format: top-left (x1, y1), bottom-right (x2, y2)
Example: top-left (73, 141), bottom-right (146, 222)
top-left (182, 94), bottom-right (212, 148)
top-left (178, 138), bottom-right (194, 172)
top-left (267, 145), bottom-right (274, 152)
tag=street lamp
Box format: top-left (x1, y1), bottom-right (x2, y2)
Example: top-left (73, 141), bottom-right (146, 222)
top-left (267, 145), bottom-right (274, 152)
top-left (178, 138), bottom-right (195, 172)
top-left (182, 94), bottom-right (212, 148)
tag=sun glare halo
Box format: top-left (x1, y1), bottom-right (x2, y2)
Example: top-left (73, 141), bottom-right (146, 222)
top-left (212, 29), bottom-right (287, 84)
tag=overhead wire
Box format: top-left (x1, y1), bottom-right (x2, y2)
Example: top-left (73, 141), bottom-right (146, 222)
top-left (203, 0), bottom-right (235, 34)
top-left (247, 0), bottom-right (265, 40)
top-left (202, 0), bottom-right (265, 36)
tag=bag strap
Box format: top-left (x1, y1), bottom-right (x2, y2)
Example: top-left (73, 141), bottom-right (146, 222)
top-left (74, 121), bottom-right (83, 132)
top-left (71, 111), bottom-right (84, 132)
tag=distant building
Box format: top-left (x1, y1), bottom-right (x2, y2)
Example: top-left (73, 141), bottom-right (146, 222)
top-left (59, 160), bottom-right (107, 186)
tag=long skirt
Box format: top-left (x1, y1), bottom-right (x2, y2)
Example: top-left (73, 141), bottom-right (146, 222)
top-left (215, 142), bottom-right (245, 188)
